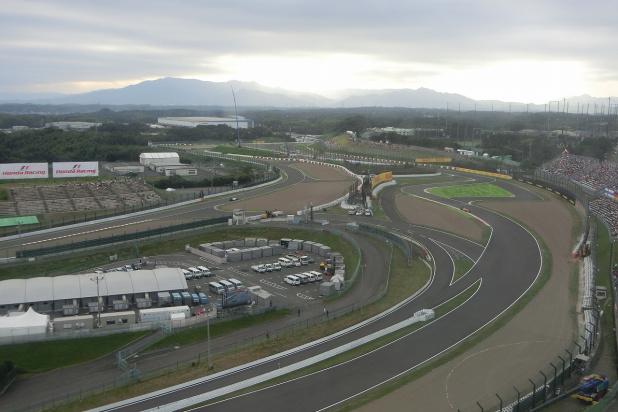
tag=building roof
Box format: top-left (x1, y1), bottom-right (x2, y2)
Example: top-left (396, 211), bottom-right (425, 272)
top-left (25, 277), bottom-right (53, 302)
top-left (139, 153), bottom-right (179, 159)
top-left (154, 268), bottom-right (187, 290)
top-left (0, 279), bottom-right (25, 305)
top-left (0, 269), bottom-right (187, 306)
top-left (53, 275), bottom-right (83, 300)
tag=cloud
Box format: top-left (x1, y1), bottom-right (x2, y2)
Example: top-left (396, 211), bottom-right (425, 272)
top-left (2, 0), bottom-right (617, 103)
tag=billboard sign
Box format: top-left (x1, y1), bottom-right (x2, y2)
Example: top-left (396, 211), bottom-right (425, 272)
top-left (52, 162), bottom-right (99, 178)
top-left (0, 163), bottom-right (48, 179)
top-left (222, 289), bottom-right (250, 308)
top-left (371, 171), bottom-right (393, 190)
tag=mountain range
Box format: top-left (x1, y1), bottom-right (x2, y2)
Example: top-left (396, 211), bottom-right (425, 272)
top-left (1, 77), bottom-right (615, 113)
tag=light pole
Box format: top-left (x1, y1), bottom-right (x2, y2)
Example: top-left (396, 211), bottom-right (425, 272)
top-left (16, 220), bottom-right (25, 257)
top-left (90, 275), bottom-right (104, 328)
top-left (360, 263), bottom-right (366, 316)
top-left (206, 310), bottom-right (212, 369)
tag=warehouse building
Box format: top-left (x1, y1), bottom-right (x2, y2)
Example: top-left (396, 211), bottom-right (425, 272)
top-left (104, 162), bottom-right (145, 174)
top-left (0, 268), bottom-right (188, 316)
top-left (157, 165), bottom-right (198, 176)
top-left (139, 152), bottom-right (180, 168)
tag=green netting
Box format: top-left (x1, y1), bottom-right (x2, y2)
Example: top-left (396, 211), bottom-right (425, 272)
top-left (0, 216), bottom-right (39, 228)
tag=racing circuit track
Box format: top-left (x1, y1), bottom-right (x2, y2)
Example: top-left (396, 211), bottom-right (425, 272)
top-left (1, 164), bottom-right (546, 412)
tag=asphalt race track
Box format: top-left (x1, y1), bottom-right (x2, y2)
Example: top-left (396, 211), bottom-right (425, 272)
top-left (1, 165), bottom-right (544, 412)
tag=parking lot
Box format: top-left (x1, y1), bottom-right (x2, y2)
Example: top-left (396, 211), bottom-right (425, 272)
top-left (154, 250), bottom-right (330, 313)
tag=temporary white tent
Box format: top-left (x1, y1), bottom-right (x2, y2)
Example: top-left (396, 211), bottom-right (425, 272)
top-left (0, 307), bottom-right (50, 337)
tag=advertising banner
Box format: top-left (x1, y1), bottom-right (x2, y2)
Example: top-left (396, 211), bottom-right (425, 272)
top-left (52, 161), bottom-right (99, 178)
top-left (414, 158), bottom-right (452, 163)
top-left (0, 163), bottom-right (48, 179)
top-left (222, 289), bottom-right (250, 308)
top-left (455, 167), bottom-right (510, 180)
top-left (371, 171), bottom-right (393, 190)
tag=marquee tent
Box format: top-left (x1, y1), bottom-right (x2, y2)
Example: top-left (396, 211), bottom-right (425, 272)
top-left (0, 307), bottom-right (50, 337)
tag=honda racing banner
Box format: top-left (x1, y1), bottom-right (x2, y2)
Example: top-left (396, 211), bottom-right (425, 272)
top-left (52, 162), bottom-right (99, 178)
top-left (0, 163), bottom-right (49, 179)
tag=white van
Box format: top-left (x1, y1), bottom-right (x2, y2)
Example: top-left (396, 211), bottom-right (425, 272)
top-left (305, 272), bottom-right (316, 282)
top-left (188, 267), bottom-right (202, 279)
top-left (296, 273), bottom-right (310, 284)
top-left (197, 266), bottom-right (211, 276)
top-left (228, 278), bottom-right (244, 290)
top-left (208, 281), bottom-right (225, 294)
top-left (219, 279), bottom-right (236, 292)
top-left (310, 270), bottom-right (323, 281)
top-left (278, 257), bottom-right (293, 268)
top-left (286, 255), bottom-right (302, 267)
top-left (182, 269), bottom-right (193, 280)
top-left (284, 275), bottom-right (300, 285)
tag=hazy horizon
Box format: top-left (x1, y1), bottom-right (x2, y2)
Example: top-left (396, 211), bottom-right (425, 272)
top-left (3, 1), bottom-right (618, 105)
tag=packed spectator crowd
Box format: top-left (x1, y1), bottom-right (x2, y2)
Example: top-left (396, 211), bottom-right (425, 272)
top-left (590, 197), bottom-right (618, 238)
top-left (538, 153), bottom-right (618, 238)
top-left (537, 153), bottom-right (618, 190)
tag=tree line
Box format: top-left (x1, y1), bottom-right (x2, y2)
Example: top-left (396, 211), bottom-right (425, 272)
top-left (1, 106), bottom-right (616, 169)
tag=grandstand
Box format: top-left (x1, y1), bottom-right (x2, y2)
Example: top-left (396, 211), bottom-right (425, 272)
top-left (1, 179), bottom-right (163, 218)
top-left (537, 153), bottom-right (618, 191)
top-left (538, 153), bottom-right (618, 238)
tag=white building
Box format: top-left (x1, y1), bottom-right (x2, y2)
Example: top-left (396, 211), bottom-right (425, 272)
top-left (159, 166), bottom-right (198, 177)
top-left (45, 122), bottom-right (101, 131)
top-left (0, 308), bottom-right (51, 337)
top-left (139, 152), bottom-right (180, 167)
top-left (0, 268), bottom-right (188, 315)
top-left (157, 117), bottom-right (253, 129)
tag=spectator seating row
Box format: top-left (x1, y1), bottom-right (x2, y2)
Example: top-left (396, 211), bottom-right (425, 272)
top-left (3, 179), bottom-right (164, 217)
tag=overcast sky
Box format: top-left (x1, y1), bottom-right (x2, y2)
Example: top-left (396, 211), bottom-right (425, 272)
top-left (2, 0), bottom-right (617, 104)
